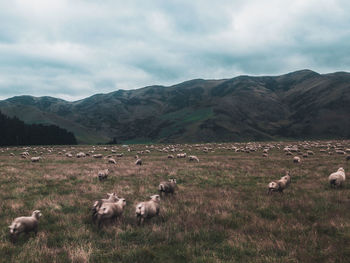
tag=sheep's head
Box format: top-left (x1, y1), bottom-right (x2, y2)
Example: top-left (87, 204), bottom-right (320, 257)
top-left (268, 182), bottom-right (279, 190)
top-left (150, 195), bottom-right (160, 202)
top-left (338, 167), bottom-right (345, 172)
top-left (32, 210), bottom-right (42, 219)
top-left (169, 179), bottom-right (177, 184)
top-left (119, 198), bottom-right (127, 208)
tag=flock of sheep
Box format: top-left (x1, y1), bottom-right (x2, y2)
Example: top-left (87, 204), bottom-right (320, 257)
top-left (3, 140), bottom-right (349, 242)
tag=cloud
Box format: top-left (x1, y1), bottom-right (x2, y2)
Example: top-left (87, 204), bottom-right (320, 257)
top-left (0, 0), bottom-right (349, 101)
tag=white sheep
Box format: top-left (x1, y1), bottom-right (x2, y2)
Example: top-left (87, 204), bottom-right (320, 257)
top-left (98, 169), bottom-right (109, 181)
top-left (93, 154), bottom-right (103, 158)
top-left (188, 155), bottom-right (199, 162)
top-left (135, 158), bottom-right (142, 165)
top-left (267, 172), bottom-right (291, 194)
top-left (293, 156), bottom-right (301, 163)
top-left (135, 195), bottom-right (160, 225)
top-left (95, 198), bottom-right (127, 228)
top-left (76, 152), bottom-right (86, 158)
top-left (108, 158), bottom-right (117, 164)
top-left (328, 167), bottom-right (346, 188)
top-left (9, 210), bottom-right (42, 242)
top-left (31, 156), bottom-right (41, 162)
top-left (158, 179), bottom-right (177, 196)
top-left (92, 193), bottom-right (118, 222)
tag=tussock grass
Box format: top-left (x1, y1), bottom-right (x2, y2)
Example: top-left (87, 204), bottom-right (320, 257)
top-left (0, 142), bottom-right (350, 262)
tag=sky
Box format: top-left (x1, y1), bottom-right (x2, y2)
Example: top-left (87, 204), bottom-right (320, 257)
top-left (0, 0), bottom-right (349, 101)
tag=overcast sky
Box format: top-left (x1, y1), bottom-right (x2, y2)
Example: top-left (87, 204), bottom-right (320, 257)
top-left (0, 0), bottom-right (349, 101)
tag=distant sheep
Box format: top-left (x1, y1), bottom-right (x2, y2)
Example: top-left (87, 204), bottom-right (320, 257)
top-left (293, 156), bottom-right (301, 163)
top-left (167, 154), bottom-right (174, 159)
top-left (93, 154), bottom-right (103, 158)
top-left (158, 179), bottom-right (177, 196)
top-left (135, 158), bottom-right (142, 165)
top-left (135, 195), bottom-right (160, 225)
top-left (176, 153), bottom-right (187, 158)
top-left (9, 210), bottom-right (42, 242)
top-left (188, 155), bottom-right (199, 162)
top-left (76, 152), bottom-right (86, 158)
top-left (328, 167), bottom-right (346, 188)
top-left (98, 169), bottom-right (109, 181)
top-left (108, 158), bottom-right (117, 164)
top-left (31, 156), bottom-right (41, 162)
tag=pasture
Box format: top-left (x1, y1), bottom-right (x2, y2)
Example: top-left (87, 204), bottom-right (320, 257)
top-left (0, 141), bottom-right (349, 262)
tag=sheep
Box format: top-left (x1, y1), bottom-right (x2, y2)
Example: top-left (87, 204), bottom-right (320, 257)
top-left (188, 155), bottom-right (199, 162)
top-left (98, 169), bottom-right (109, 181)
top-left (158, 179), bottom-right (177, 196)
top-left (328, 167), bottom-right (346, 188)
top-left (108, 158), bottom-right (117, 164)
top-left (9, 210), bottom-right (42, 242)
top-left (135, 195), bottom-right (160, 225)
top-left (95, 198), bottom-right (127, 228)
top-left (93, 154), bottom-right (103, 158)
top-left (135, 158), bottom-right (142, 165)
top-left (31, 156), bottom-right (41, 162)
top-left (76, 152), bottom-right (86, 158)
top-left (167, 154), bottom-right (174, 159)
top-left (267, 172), bottom-right (290, 194)
top-left (66, 153), bottom-right (73, 158)
top-left (92, 193), bottom-right (118, 222)
top-left (293, 156), bottom-right (301, 163)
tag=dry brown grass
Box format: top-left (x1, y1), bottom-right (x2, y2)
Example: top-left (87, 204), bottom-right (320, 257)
top-left (0, 141), bottom-right (349, 262)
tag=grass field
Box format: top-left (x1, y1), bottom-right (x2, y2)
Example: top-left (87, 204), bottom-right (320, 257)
top-left (0, 141), bottom-right (349, 262)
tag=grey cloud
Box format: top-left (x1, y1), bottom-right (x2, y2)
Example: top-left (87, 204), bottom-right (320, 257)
top-left (0, 0), bottom-right (349, 101)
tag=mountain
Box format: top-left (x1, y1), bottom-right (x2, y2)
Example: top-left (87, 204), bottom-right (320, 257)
top-left (0, 69), bottom-right (349, 144)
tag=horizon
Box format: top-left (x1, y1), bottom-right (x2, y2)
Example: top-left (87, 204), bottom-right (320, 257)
top-left (0, 68), bottom-right (348, 102)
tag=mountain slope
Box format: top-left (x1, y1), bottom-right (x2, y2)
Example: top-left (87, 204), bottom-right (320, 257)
top-left (0, 70), bottom-right (349, 144)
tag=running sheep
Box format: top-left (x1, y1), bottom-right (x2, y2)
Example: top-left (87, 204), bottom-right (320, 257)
top-left (268, 172), bottom-right (291, 194)
top-left (135, 195), bottom-right (161, 225)
top-left (92, 193), bottom-right (118, 223)
top-left (9, 210), bottom-right (42, 242)
top-left (95, 197), bottom-right (127, 228)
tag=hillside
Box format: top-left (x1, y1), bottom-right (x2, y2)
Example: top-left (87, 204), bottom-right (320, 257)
top-left (0, 70), bottom-right (349, 144)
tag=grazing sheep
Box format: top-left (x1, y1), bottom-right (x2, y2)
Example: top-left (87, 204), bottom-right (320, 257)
top-left (158, 179), bottom-right (177, 196)
top-left (108, 158), bottom-right (117, 164)
top-left (93, 154), bottom-right (103, 158)
top-left (95, 198), bottom-right (126, 228)
top-left (135, 158), bottom-right (142, 165)
top-left (76, 152), bottom-right (86, 158)
top-left (116, 153), bottom-right (123, 157)
top-left (9, 210), bottom-right (42, 241)
top-left (176, 153), bottom-right (187, 158)
top-left (188, 155), bottom-right (199, 162)
top-left (66, 153), bottom-right (73, 158)
top-left (31, 156), bottom-right (41, 162)
top-left (167, 154), bottom-right (174, 159)
top-left (98, 169), bottom-right (109, 181)
top-left (328, 168), bottom-right (346, 188)
top-left (293, 156), bottom-right (301, 163)
top-left (135, 195), bottom-right (160, 225)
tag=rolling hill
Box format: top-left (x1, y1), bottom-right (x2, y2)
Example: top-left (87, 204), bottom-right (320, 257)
top-left (0, 69), bottom-right (349, 144)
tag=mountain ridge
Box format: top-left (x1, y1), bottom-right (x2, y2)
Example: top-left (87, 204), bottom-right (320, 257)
top-left (1, 69), bottom-right (349, 144)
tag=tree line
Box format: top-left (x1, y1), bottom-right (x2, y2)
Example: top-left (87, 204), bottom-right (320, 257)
top-left (0, 111), bottom-right (77, 146)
